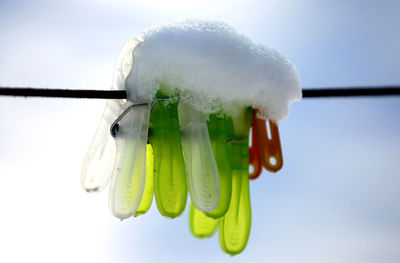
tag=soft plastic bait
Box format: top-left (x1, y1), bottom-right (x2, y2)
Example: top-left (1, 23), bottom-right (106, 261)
top-left (150, 96), bottom-right (187, 218)
top-left (206, 114), bottom-right (232, 218)
top-left (179, 103), bottom-right (220, 212)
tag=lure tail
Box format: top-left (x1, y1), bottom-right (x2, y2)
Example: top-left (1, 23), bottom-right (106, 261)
top-left (179, 103), bottom-right (220, 212)
top-left (150, 99), bottom-right (187, 218)
top-left (189, 202), bottom-right (218, 238)
top-left (81, 100), bottom-right (120, 192)
top-left (219, 110), bottom-right (252, 255)
top-left (109, 103), bottom-right (151, 219)
top-left (206, 114), bottom-right (233, 219)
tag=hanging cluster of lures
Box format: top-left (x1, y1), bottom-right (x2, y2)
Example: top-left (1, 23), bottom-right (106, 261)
top-left (82, 90), bottom-right (283, 255)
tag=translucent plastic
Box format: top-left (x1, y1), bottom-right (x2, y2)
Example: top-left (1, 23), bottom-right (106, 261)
top-left (179, 103), bottom-right (219, 212)
top-left (109, 104), bottom-right (151, 219)
top-left (81, 37), bottom-right (142, 192)
top-left (253, 111), bottom-right (283, 172)
top-left (81, 100), bottom-right (120, 192)
top-left (135, 144), bottom-right (154, 216)
top-left (206, 114), bottom-right (232, 218)
top-left (219, 167), bottom-right (251, 255)
top-left (219, 111), bottom-right (252, 256)
top-left (189, 202), bottom-right (218, 238)
top-left (150, 99), bottom-right (187, 218)
top-left (113, 37), bottom-right (143, 98)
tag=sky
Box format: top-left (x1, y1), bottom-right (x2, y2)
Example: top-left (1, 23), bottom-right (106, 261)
top-left (0, 0), bottom-right (399, 262)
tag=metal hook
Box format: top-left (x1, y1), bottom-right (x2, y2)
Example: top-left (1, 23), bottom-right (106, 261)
top-left (110, 97), bottom-right (177, 138)
top-left (110, 103), bottom-right (148, 138)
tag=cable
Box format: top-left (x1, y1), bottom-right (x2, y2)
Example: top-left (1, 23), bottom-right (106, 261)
top-left (0, 86), bottom-right (400, 99)
top-left (0, 87), bottom-right (126, 99)
top-left (302, 86), bottom-right (400, 98)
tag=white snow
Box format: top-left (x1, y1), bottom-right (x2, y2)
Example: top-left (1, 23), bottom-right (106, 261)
top-left (123, 20), bottom-right (301, 121)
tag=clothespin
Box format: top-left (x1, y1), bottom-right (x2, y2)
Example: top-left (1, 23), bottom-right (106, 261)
top-left (80, 19), bottom-right (299, 256)
top-left (252, 110), bottom-right (283, 173)
top-left (249, 110), bottom-right (262, 179)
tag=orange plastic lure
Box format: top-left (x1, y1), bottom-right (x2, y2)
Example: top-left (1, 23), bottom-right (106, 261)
top-left (252, 110), bottom-right (283, 173)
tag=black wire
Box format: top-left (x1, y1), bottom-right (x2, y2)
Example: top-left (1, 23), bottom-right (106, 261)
top-left (302, 86), bottom-right (400, 98)
top-left (0, 86), bottom-right (400, 99)
top-left (0, 87), bottom-right (126, 99)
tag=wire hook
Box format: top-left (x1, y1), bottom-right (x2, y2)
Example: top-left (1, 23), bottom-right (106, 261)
top-left (110, 103), bottom-right (149, 137)
top-left (110, 98), bottom-right (176, 138)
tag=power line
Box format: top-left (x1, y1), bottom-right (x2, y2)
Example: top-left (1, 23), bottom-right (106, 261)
top-left (0, 86), bottom-right (400, 99)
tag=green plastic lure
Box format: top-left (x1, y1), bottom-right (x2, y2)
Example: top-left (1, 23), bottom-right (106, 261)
top-left (150, 98), bottom-right (187, 218)
top-left (219, 109), bottom-right (252, 255)
top-left (135, 144), bottom-right (154, 216)
top-left (189, 202), bottom-right (218, 238)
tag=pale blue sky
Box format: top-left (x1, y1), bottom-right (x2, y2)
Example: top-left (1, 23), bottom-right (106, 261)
top-left (0, 1), bottom-right (399, 262)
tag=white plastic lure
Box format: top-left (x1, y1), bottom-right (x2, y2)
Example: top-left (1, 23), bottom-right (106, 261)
top-left (178, 103), bottom-right (220, 212)
top-left (109, 103), bottom-right (150, 219)
top-left (81, 38), bottom-right (152, 219)
top-left (81, 100), bottom-right (119, 192)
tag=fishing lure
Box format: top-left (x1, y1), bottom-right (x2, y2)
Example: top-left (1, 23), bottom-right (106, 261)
top-left (81, 20), bottom-right (301, 255)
